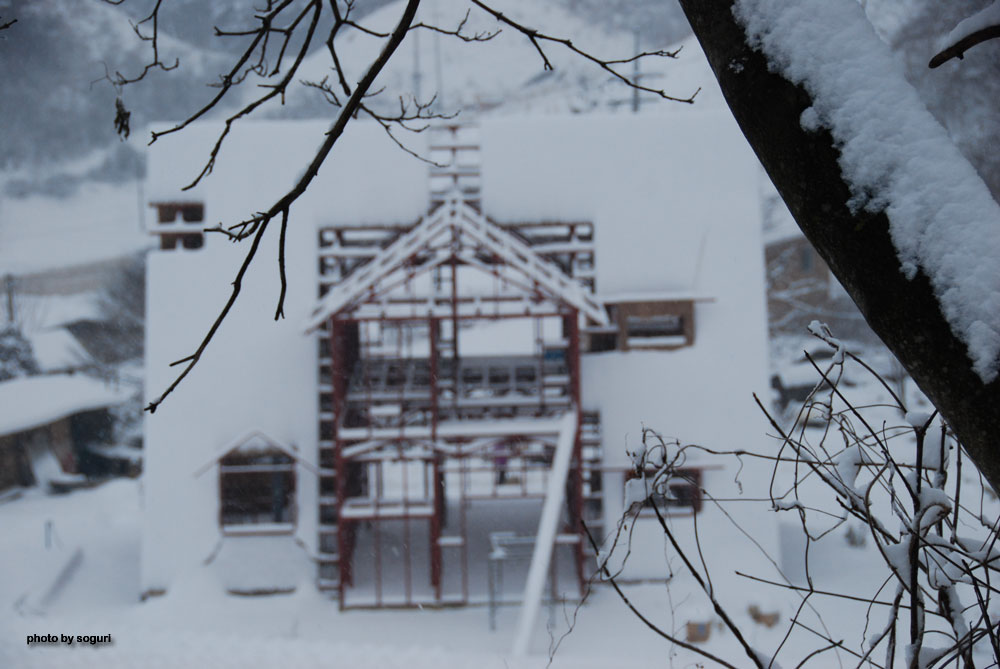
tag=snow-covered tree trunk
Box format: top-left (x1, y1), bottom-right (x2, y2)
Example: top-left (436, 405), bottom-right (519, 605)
top-left (677, 0), bottom-right (1000, 493)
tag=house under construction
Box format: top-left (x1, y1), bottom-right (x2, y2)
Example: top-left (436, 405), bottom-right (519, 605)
top-left (141, 115), bottom-right (770, 614)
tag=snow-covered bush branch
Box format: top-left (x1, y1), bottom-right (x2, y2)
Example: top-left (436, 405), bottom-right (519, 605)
top-left (594, 326), bottom-right (1000, 668)
top-left (759, 327), bottom-right (1000, 668)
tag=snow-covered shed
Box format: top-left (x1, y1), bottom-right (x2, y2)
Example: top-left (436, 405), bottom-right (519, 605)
top-left (0, 373), bottom-right (130, 492)
top-left (142, 113), bottom-right (771, 603)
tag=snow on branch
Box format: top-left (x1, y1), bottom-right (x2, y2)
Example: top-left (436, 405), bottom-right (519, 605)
top-left (929, 1), bottom-right (1000, 68)
top-left (735, 0), bottom-right (1000, 383)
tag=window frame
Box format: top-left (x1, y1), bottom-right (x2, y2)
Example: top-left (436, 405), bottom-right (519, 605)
top-left (624, 466), bottom-right (703, 516)
top-left (218, 449), bottom-right (297, 535)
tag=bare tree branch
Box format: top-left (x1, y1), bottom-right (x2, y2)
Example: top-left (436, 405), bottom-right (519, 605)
top-left (101, 0), bottom-right (178, 87)
top-left (120, 0), bottom-right (703, 409)
top-left (468, 0), bottom-right (699, 104)
top-left (145, 0), bottom-right (424, 412)
top-left (580, 520), bottom-right (742, 669)
top-left (409, 9), bottom-right (499, 42)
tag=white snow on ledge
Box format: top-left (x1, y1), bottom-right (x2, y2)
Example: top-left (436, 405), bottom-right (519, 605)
top-left (735, 0), bottom-right (1000, 382)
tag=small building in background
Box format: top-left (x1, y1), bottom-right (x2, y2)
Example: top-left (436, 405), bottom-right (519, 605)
top-left (0, 374), bottom-right (131, 494)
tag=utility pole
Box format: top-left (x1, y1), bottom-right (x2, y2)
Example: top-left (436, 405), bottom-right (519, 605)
top-left (4, 274), bottom-right (14, 325)
top-left (433, 10), bottom-right (445, 109)
top-left (631, 32), bottom-right (641, 113)
top-left (412, 29), bottom-right (422, 101)
top-left (611, 31), bottom-right (663, 113)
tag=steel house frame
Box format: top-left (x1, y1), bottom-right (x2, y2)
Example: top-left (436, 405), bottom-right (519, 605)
top-left (307, 127), bottom-right (608, 608)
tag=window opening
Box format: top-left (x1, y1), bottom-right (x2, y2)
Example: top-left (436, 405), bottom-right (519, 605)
top-left (219, 450), bottom-right (296, 529)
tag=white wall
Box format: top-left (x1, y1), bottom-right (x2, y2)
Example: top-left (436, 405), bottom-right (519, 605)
top-left (142, 223), bottom-right (319, 593)
top-left (142, 112), bottom-right (777, 593)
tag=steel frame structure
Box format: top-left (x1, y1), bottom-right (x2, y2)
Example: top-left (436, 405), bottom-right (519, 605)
top-left (311, 125), bottom-right (605, 609)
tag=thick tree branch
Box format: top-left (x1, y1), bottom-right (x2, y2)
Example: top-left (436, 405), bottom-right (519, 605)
top-left (677, 0), bottom-right (1000, 494)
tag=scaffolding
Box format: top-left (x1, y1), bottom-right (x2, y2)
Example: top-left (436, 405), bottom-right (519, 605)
top-left (310, 124), bottom-right (606, 608)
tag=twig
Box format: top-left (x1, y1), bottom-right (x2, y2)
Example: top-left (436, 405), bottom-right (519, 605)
top-left (468, 0), bottom-right (699, 103)
top-left (581, 521), bottom-right (741, 669)
top-left (930, 23), bottom-right (1000, 68)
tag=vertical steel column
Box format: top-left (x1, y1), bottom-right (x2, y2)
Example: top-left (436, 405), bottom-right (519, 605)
top-left (535, 317), bottom-right (544, 414)
top-left (402, 453), bottom-right (412, 605)
top-left (331, 317), bottom-right (349, 610)
top-left (449, 222), bottom-right (460, 395)
top-left (428, 317), bottom-right (443, 599)
top-left (375, 463), bottom-right (383, 607)
top-left (565, 309), bottom-right (586, 594)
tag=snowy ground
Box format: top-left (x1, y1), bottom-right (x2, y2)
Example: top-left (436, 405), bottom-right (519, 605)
top-left (0, 458), bottom-right (969, 668)
top-left (0, 479), bottom-right (680, 668)
top-left (1, 329), bottom-right (989, 667)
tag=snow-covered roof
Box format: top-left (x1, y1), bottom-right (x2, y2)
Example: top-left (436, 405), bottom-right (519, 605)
top-left (306, 194), bottom-right (607, 328)
top-left (27, 328), bottom-right (91, 373)
top-left (481, 113), bottom-right (759, 296)
top-left (0, 374), bottom-right (130, 437)
top-left (13, 293), bottom-right (103, 331)
top-left (147, 110), bottom-right (759, 301)
top-left (146, 119), bottom-right (428, 229)
top-left (598, 290), bottom-right (715, 304)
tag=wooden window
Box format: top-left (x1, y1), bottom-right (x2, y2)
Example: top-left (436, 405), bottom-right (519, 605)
top-left (625, 313), bottom-right (688, 349)
top-left (614, 299), bottom-right (696, 350)
top-left (219, 450), bottom-right (296, 530)
top-left (153, 202), bottom-right (205, 251)
top-left (160, 233), bottom-right (204, 250)
top-left (157, 203), bottom-right (204, 223)
top-left (625, 467), bottom-right (702, 515)
top-left (627, 314), bottom-right (684, 338)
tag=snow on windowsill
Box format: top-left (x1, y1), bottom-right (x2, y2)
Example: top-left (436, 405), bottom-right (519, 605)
top-left (221, 523), bottom-right (295, 537)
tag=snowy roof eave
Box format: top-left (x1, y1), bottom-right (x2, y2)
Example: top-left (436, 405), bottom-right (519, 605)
top-left (304, 194), bottom-right (609, 331)
top-left (0, 374), bottom-right (130, 438)
top-left (598, 291), bottom-right (716, 304)
top-left (193, 428), bottom-right (318, 478)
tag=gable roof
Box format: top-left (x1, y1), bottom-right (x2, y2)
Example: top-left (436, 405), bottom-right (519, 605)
top-left (193, 429), bottom-right (318, 478)
top-left (217, 429), bottom-right (297, 459)
top-left (305, 193), bottom-right (608, 330)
